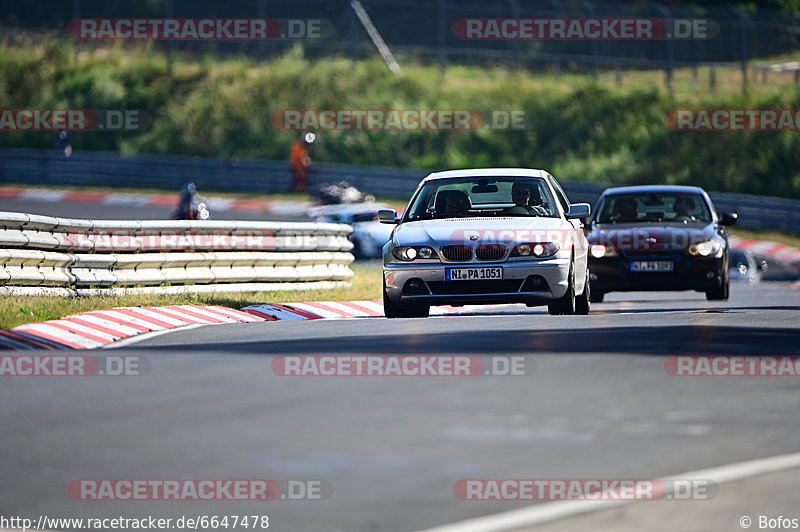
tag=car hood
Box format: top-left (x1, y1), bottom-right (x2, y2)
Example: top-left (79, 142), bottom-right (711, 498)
top-left (393, 217), bottom-right (568, 247)
top-left (588, 222), bottom-right (717, 250)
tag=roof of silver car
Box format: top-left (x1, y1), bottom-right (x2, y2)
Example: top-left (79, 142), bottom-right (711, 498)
top-left (422, 168), bottom-right (548, 182)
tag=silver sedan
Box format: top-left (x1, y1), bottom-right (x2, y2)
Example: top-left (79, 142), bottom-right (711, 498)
top-left (380, 168), bottom-right (591, 318)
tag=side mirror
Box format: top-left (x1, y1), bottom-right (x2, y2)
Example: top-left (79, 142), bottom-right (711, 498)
top-left (378, 209), bottom-right (399, 224)
top-left (566, 203), bottom-right (591, 220)
top-left (720, 212), bottom-right (738, 226)
top-left (757, 260), bottom-right (768, 272)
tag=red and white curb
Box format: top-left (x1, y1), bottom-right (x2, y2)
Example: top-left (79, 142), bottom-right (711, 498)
top-left (0, 300), bottom-right (520, 350)
top-left (0, 305), bottom-right (263, 350)
top-left (0, 186), bottom-right (309, 216)
top-left (730, 237), bottom-right (800, 270)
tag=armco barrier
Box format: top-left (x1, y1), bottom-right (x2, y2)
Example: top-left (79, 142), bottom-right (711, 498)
top-left (0, 212), bottom-right (354, 294)
top-left (2, 148), bottom-right (798, 233)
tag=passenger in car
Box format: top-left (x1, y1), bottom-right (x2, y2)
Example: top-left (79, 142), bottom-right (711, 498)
top-left (610, 198), bottom-right (638, 223)
top-left (435, 190), bottom-right (471, 216)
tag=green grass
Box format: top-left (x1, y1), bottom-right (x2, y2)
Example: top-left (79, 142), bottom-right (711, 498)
top-left (0, 264), bottom-right (382, 330)
top-left (1, 41), bottom-right (799, 200)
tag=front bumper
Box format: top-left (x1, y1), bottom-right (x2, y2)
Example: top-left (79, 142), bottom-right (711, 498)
top-left (589, 253), bottom-right (726, 293)
top-left (383, 258), bottom-right (571, 307)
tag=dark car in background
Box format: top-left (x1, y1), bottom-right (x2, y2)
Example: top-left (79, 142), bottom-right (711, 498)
top-left (586, 185), bottom-right (737, 302)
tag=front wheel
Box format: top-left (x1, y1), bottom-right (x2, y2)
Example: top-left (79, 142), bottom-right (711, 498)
top-left (383, 290), bottom-right (430, 318)
top-left (706, 273), bottom-right (730, 301)
top-left (548, 266), bottom-right (576, 315)
top-left (574, 271), bottom-right (591, 315)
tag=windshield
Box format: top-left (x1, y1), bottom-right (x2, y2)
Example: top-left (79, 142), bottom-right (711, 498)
top-left (405, 177), bottom-right (559, 221)
top-left (729, 250), bottom-right (749, 268)
top-left (595, 192), bottom-right (712, 224)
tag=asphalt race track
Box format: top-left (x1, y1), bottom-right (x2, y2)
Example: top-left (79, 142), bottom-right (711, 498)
top-left (1, 283), bottom-right (799, 531)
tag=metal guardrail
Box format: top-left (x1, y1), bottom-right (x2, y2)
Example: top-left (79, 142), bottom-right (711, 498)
top-left (0, 211), bottom-right (354, 293)
top-left (1, 148), bottom-right (799, 234)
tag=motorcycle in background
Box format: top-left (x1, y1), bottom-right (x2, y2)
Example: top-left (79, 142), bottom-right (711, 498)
top-left (171, 182), bottom-right (211, 220)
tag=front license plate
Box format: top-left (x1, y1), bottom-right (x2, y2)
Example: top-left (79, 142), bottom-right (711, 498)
top-left (630, 261), bottom-right (674, 272)
top-left (446, 267), bottom-right (503, 281)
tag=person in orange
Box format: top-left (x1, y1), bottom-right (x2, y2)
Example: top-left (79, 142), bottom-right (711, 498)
top-left (289, 132), bottom-right (315, 193)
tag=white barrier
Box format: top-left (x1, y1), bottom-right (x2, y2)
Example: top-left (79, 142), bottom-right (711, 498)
top-left (0, 212), bottom-right (355, 293)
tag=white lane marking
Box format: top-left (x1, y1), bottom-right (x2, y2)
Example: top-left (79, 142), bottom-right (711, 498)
top-left (418, 451), bottom-right (800, 532)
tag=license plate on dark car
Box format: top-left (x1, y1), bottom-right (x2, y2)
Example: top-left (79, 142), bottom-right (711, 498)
top-left (630, 261), bottom-right (674, 272)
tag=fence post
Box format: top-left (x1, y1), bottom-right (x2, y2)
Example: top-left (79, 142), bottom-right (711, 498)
top-left (437, 0), bottom-right (448, 74)
top-left (730, 6), bottom-right (749, 94)
top-left (653, 3), bottom-right (674, 94)
top-left (710, 64), bottom-right (717, 93)
top-left (582, 0), bottom-right (599, 79)
top-left (72, 0), bottom-right (80, 59)
top-left (165, 0), bottom-right (174, 71)
top-left (506, 0), bottom-right (522, 67)
top-left (257, 0), bottom-right (267, 57)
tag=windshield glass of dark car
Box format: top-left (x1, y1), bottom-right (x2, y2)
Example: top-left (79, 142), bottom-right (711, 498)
top-left (596, 192), bottom-right (712, 224)
top-left (405, 177), bottom-right (559, 221)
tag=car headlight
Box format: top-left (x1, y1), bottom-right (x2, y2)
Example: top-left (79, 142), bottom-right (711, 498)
top-left (689, 240), bottom-right (722, 257)
top-left (511, 242), bottom-right (560, 258)
top-left (590, 244), bottom-right (617, 258)
top-left (392, 246), bottom-right (438, 261)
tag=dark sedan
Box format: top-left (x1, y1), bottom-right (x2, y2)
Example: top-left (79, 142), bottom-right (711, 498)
top-left (586, 185), bottom-right (737, 302)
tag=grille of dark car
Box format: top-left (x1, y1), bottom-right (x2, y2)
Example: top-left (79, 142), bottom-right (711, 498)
top-left (441, 245), bottom-right (473, 261)
top-left (427, 280), bottom-right (523, 295)
top-left (623, 250), bottom-right (684, 259)
top-left (475, 244), bottom-right (507, 261)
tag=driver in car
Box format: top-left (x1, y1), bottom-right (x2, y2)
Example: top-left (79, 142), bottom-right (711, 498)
top-left (505, 182), bottom-right (547, 215)
top-left (673, 196), bottom-right (697, 222)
